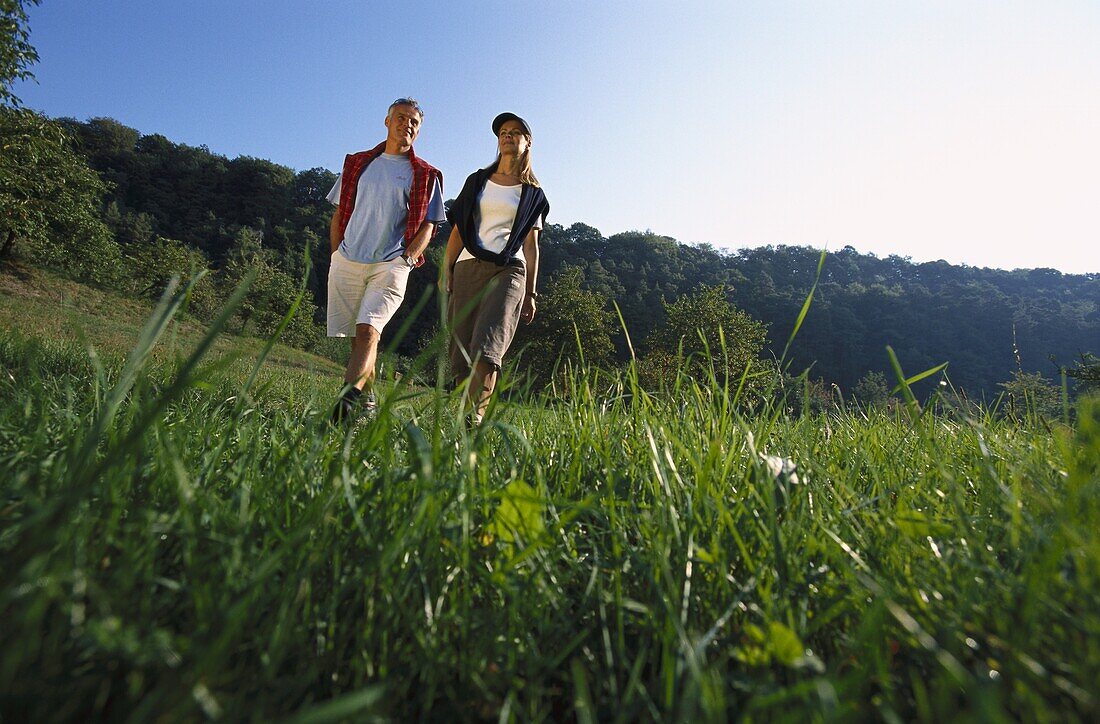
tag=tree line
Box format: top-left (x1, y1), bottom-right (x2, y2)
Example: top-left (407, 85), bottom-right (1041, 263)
top-left (4, 112), bottom-right (1099, 401)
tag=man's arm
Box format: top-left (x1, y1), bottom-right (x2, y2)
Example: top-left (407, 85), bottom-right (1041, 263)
top-left (329, 208), bottom-right (343, 254)
top-left (403, 220), bottom-right (436, 263)
top-left (408, 176), bottom-right (445, 265)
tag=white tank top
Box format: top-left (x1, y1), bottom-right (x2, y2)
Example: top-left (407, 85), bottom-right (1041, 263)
top-left (457, 180), bottom-right (522, 263)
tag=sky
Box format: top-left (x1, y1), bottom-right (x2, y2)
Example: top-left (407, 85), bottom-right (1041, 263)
top-left (14, 0), bottom-right (1100, 274)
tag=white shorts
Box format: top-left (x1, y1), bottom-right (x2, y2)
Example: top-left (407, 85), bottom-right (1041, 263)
top-left (326, 251), bottom-right (412, 337)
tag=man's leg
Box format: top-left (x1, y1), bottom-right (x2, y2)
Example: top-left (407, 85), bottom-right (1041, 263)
top-left (346, 323), bottom-right (381, 390)
top-left (330, 258), bottom-right (408, 424)
top-left (332, 323), bottom-right (381, 423)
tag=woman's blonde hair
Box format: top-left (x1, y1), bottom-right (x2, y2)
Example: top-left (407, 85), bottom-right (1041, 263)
top-left (495, 134), bottom-right (540, 188)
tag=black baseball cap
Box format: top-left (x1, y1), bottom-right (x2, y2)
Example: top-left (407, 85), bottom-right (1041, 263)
top-left (492, 112), bottom-right (531, 137)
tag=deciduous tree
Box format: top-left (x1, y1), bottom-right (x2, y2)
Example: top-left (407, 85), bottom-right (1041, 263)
top-left (1, 0), bottom-right (39, 107)
top-left (1065, 353), bottom-right (1100, 396)
top-left (218, 227), bottom-right (320, 349)
top-left (852, 370), bottom-right (891, 409)
top-left (999, 370), bottom-right (1062, 420)
top-left (513, 266), bottom-right (616, 385)
top-left (0, 107), bottom-right (120, 283)
top-left (640, 284), bottom-right (768, 394)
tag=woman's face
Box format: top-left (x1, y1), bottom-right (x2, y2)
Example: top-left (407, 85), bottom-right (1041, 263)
top-left (497, 120), bottom-right (529, 157)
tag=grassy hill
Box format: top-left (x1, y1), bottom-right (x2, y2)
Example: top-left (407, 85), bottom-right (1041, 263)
top-left (1, 263), bottom-right (1098, 721)
top-left (0, 262), bottom-right (343, 386)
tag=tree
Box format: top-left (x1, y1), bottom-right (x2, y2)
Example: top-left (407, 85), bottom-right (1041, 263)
top-left (851, 370), bottom-right (891, 409)
top-left (640, 284), bottom-right (768, 394)
top-left (293, 167), bottom-right (337, 206)
top-left (127, 236), bottom-right (219, 318)
top-left (512, 266), bottom-right (616, 386)
top-left (112, 209), bottom-right (155, 248)
top-left (16, 110), bottom-right (1097, 382)
top-left (1065, 353), bottom-right (1100, 396)
top-left (242, 260), bottom-right (319, 349)
top-left (217, 227), bottom-right (321, 349)
top-left (0, 107), bottom-right (121, 284)
top-left (1, 0), bottom-right (119, 284)
top-left (1, 0), bottom-right (39, 107)
top-left (224, 156), bottom-right (294, 233)
top-left (999, 370), bottom-right (1062, 420)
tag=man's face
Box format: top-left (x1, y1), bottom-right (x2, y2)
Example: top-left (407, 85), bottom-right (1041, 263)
top-left (385, 104), bottom-right (422, 149)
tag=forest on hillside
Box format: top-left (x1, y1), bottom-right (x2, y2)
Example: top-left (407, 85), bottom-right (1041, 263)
top-left (4, 113), bottom-right (1099, 400)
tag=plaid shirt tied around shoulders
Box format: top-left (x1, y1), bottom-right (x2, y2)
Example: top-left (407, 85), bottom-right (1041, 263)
top-left (337, 141), bottom-right (442, 267)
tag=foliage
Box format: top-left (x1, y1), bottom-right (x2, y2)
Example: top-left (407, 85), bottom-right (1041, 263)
top-left (538, 228), bottom-right (1100, 399)
top-left (0, 107), bottom-right (121, 284)
top-left (61, 115), bottom-right (334, 280)
top-left (0, 0), bottom-right (39, 107)
top-left (125, 235), bottom-right (219, 317)
top-left (105, 204), bottom-right (156, 248)
top-left (0, 289), bottom-right (1097, 720)
top-left (218, 227), bottom-right (319, 349)
top-left (512, 265), bottom-right (616, 386)
top-left (1065, 352), bottom-right (1100, 395)
top-left (998, 369), bottom-right (1063, 420)
top-left (640, 283), bottom-right (768, 394)
top-left (786, 373), bottom-right (839, 416)
top-left (852, 370), bottom-right (891, 409)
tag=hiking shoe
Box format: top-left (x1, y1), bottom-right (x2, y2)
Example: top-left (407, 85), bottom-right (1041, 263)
top-left (330, 397), bottom-right (354, 425)
top-left (330, 387), bottom-right (363, 425)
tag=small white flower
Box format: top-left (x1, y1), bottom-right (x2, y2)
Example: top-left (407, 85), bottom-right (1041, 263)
top-left (758, 453), bottom-right (800, 486)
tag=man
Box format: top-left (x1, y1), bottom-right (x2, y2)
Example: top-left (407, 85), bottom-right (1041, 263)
top-left (326, 97), bottom-right (444, 423)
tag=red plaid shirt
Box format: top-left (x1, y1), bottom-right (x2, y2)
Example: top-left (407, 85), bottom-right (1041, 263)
top-left (337, 142), bottom-right (442, 266)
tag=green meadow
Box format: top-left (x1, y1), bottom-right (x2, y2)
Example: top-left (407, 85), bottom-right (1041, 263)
top-left (1, 268), bottom-right (1097, 722)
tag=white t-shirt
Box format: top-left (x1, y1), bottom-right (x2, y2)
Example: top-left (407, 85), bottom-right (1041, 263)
top-left (327, 153), bottom-right (445, 264)
top-left (457, 180), bottom-right (543, 264)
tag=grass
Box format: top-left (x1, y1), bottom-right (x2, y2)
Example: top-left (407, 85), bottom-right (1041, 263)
top-left (1, 266), bottom-right (1098, 721)
top-left (0, 263), bottom-right (344, 387)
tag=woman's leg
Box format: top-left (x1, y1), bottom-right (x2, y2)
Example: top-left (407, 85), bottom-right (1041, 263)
top-left (463, 262), bottom-right (527, 423)
top-left (448, 260), bottom-right (484, 392)
top-left (466, 359), bottom-right (498, 422)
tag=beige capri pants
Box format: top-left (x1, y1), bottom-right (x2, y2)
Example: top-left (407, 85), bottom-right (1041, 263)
top-left (448, 257), bottom-right (526, 378)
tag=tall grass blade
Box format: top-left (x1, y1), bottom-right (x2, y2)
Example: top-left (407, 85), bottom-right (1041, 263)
top-left (889, 361), bottom-right (948, 395)
top-left (886, 345), bottom-right (921, 420)
top-left (612, 300), bottom-right (636, 361)
top-left (282, 684), bottom-right (387, 724)
top-left (780, 249), bottom-right (827, 363)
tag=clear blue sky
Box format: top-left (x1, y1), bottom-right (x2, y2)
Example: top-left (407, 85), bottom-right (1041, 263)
top-left (15, 0), bottom-right (1100, 273)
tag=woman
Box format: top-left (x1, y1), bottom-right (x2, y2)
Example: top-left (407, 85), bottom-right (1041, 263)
top-left (441, 112), bottom-right (550, 425)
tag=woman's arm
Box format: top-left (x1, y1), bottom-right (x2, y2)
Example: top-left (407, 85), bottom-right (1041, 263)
top-left (439, 226), bottom-right (463, 294)
top-left (520, 228), bottom-right (540, 324)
